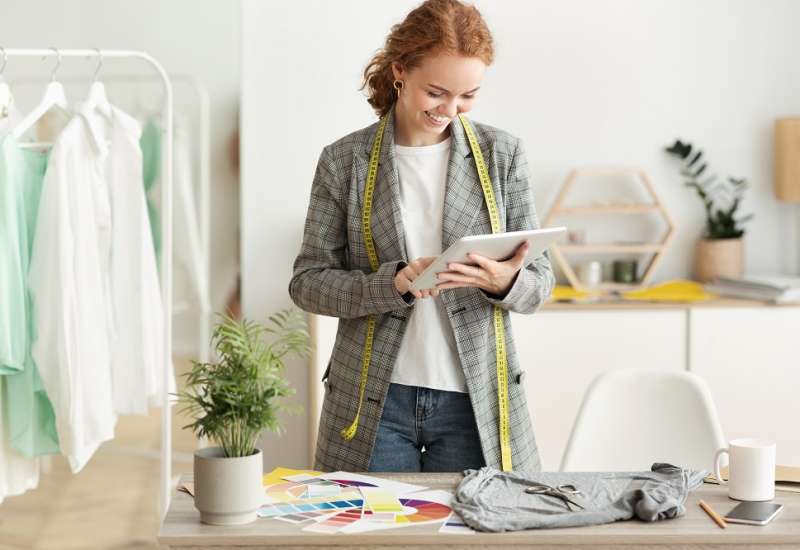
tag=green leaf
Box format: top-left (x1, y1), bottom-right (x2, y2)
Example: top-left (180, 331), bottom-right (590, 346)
top-left (174, 308), bottom-right (309, 457)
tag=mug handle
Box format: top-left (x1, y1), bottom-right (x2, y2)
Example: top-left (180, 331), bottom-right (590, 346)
top-left (714, 447), bottom-right (729, 486)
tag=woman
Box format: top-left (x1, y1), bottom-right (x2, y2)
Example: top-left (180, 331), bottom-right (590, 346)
top-left (289, 0), bottom-right (554, 473)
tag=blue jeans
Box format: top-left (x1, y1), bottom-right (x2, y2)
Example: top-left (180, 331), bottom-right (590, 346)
top-left (367, 383), bottom-right (486, 472)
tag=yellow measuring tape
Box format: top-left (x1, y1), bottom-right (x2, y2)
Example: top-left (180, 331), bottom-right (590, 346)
top-left (341, 114), bottom-right (513, 472)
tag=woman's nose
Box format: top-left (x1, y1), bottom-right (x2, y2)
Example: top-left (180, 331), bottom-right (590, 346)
top-left (443, 99), bottom-right (459, 118)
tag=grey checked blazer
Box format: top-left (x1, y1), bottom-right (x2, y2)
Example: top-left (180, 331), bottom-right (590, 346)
top-left (289, 105), bottom-right (555, 473)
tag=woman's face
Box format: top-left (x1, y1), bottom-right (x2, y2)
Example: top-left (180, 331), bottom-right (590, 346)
top-left (392, 54), bottom-right (487, 141)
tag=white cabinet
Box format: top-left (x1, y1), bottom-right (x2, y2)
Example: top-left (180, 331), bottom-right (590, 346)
top-left (689, 307), bottom-right (800, 466)
top-left (511, 309), bottom-right (686, 470)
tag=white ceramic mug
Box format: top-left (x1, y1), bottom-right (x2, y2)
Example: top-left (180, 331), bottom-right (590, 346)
top-left (714, 438), bottom-right (776, 501)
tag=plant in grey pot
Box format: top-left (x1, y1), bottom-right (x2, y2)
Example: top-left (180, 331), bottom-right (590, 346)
top-left (665, 139), bottom-right (753, 282)
top-left (176, 309), bottom-right (308, 525)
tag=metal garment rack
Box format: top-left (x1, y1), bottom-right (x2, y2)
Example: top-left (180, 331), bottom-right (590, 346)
top-left (2, 48), bottom-right (176, 517)
top-left (9, 73), bottom-right (212, 365)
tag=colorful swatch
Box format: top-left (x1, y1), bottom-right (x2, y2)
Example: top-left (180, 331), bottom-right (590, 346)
top-left (264, 481), bottom-right (309, 501)
top-left (360, 487), bottom-right (404, 514)
top-left (305, 481), bottom-right (342, 498)
top-left (391, 497), bottom-right (451, 524)
top-left (303, 508), bottom-right (364, 533)
top-left (326, 478), bottom-right (376, 488)
top-left (274, 509), bottom-right (339, 524)
top-left (257, 498), bottom-right (363, 518)
top-left (319, 471), bottom-right (427, 495)
top-left (264, 480), bottom-right (358, 506)
top-left (339, 490), bottom-right (454, 533)
top-left (439, 512), bottom-right (475, 534)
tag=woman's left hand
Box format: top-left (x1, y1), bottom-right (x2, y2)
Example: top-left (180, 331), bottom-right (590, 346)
top-left (436, 242), bottom-right (529, 295)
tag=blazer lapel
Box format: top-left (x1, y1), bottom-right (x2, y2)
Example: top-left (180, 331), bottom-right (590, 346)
top-left (354, 106), bottom-right (407, 264)
top-left (442, 116), bottom-right (485, 249)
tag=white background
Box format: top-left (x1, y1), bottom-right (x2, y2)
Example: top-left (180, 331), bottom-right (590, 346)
top-left (242, 0), bottom-right (800, 470)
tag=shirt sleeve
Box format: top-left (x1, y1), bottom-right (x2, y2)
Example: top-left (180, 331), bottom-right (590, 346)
top-left (481, 138), bottom-right (555, 313)
top-left (0, 144), bottom-right (27, 374)
top-left (289, 145), bottom-right (415, 319)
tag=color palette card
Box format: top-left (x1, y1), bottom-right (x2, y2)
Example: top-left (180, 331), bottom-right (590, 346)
top-left (439, 512), bottom-right (475, 534)
top-left (319, 471), bottom-right (427, 495)
top-left (257, 497), bottom-right (363, 518)
top-left (263, 480), bottom-right (358, 505)
top-left (273, 509), bottom-right (341, 524)
top-left (338, 490), bottom-right (453, 534)
top-left (360, 487), bottom-right (403, 514)
top-left (282, 473), bottom-right (319, 483)
top-left (302, 508), bottom-right (364, 534)
top-left (305, 482), bottom-right (342, 498)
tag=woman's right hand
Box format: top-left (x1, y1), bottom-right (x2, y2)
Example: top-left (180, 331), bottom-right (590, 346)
top-left (394, 257), bottom-right (439, 299)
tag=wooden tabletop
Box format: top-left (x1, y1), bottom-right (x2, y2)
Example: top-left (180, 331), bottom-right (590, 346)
top-left (158, 473), bottom-right (800, 549)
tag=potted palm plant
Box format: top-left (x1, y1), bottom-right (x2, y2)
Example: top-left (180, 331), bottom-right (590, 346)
top-left (176, 309), bottom-right (309, 525)
top-left (665, 139), bottom-right (753, 282)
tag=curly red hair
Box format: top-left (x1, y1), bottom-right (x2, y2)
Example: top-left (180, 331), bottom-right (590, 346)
top-left (361, 0), bottom-right (494, 118)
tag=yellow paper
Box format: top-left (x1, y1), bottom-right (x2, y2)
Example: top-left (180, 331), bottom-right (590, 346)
top-left (550, 285), bottom-right (597, 301)
top-left (622, 280), bottom-right (716, 303)
top-left (263, 466), bottom-right (322, 486)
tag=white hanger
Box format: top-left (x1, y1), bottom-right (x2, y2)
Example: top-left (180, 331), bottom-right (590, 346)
top-left (0, 47), bottom-right (13, 119)
top-left (12, 48), bottom-right (70, 140)
top-left (85, 49), bottom-right (112, 119)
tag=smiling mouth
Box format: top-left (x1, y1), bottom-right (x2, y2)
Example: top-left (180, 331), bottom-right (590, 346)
top-left (424, 110), bottom-right (449, 125)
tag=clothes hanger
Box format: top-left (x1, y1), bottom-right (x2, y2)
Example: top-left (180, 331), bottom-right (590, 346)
top-left (12, 48), bottom-right (70, 141)
top-left (84, 49), bottom-right (112, 119)
top-left (0, 47), bottom-right (13, 120)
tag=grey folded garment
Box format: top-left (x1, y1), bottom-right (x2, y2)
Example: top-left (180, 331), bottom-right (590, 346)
top-left (453, 463), bottom-right (709, 532)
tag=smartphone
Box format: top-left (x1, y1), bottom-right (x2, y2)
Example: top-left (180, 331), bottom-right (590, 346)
top-left (724, 501), bottom-right (784, 526)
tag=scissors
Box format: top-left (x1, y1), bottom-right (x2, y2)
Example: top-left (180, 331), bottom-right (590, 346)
top-left (524, 482), bottom-right (585, 511)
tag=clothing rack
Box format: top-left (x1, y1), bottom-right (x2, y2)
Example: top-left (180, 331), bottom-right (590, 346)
top-left (10, 73), bottom-right (212, 364)
top-left (2, 48), bottom-right (175, 517)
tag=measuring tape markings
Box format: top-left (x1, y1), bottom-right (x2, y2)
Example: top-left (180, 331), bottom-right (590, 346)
top-left (459, 114), bottom-right (513, 472)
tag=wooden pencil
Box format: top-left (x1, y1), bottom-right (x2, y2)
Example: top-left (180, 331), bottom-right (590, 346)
top-left (699, 500), bottom-right (726, 529)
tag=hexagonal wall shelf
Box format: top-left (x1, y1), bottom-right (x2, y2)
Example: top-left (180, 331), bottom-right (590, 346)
top-left (543, 167), bottom-right (675, 292)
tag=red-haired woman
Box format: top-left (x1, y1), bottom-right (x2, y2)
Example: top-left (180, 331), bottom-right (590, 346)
top-left (290, 0), bottom-right (554, 473)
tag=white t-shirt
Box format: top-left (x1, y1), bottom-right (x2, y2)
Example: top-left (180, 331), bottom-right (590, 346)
top-left (390, 137), bottom-right (467, 393)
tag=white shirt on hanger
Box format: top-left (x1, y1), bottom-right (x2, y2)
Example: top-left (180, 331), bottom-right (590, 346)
top-left (391, 137), bottom-right (468, 393)
top-left (92, 105), bottom-right (172, 414)
top-left (28, 105), bottom-right (117, 473)
top-left (29, 103), bottom-right (172, 472)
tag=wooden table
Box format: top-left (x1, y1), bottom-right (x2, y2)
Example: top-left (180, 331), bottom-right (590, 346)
top-left (158, 473), bottom-right (800, 549)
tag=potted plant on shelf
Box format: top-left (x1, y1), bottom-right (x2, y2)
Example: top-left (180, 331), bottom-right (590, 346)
top-left (175, 309), bottom-right (308, 525)
top-left (665, 139), bottom-right (753, 282)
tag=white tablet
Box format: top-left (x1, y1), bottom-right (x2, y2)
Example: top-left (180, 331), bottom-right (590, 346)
top-left (409, 226), bottom-right (566, 292)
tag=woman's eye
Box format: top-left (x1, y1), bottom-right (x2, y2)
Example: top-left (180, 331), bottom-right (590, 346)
top-left (462, 95), bottom-right (475, 100)
top-left (427, 91), bottom-right (443, 98)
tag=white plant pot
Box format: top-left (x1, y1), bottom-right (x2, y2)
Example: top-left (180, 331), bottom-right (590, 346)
top-left (194, 447), bottom-right (263, 525)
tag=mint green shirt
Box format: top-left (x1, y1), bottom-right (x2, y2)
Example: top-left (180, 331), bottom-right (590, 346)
top-left (140, 117), bottom-right (162, 260)
top-left (0, 135), bottom-right (60, 457)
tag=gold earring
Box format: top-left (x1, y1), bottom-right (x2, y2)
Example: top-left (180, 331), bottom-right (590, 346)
top-left (393, 79), bottom-right (404, 96)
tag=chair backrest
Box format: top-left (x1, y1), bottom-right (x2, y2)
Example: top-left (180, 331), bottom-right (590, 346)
top-left (559, 368), bottom-right (726, 472)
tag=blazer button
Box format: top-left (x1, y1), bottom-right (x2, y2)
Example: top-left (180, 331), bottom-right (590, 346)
top-left (515, 371), bottom-right (526, 384)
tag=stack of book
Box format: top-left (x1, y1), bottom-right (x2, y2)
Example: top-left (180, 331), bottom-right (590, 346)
top-left (705, 275), bottom-right (800, 304)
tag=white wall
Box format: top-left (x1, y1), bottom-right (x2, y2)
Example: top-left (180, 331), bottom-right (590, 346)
top-left (241, 0), bottom-right (800, 469)
top-left (1, 0), bottom-right (242, 355)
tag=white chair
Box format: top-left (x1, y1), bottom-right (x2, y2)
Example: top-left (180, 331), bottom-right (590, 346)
top-left (559, 369), bottom-right (726, 472)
